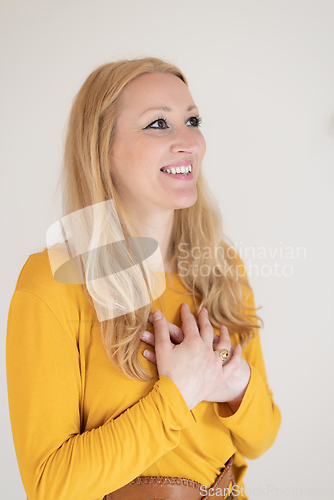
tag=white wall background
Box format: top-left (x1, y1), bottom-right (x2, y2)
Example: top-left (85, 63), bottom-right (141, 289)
top-left (1, 0), bottom-right (333, 498)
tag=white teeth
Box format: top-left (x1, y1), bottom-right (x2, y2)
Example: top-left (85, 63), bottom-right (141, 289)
top-left (161, 165), bottom-right (193, 175)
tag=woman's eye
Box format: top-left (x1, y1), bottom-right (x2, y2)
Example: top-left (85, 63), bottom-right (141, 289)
top-left (186, 116), bottom-right (202, 127)
top-left (145, 118), bottom-right (169, 130)
top-left (144, 116), bottom-right (202, 130)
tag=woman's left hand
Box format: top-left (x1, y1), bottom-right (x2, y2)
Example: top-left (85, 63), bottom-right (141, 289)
top-left (141, 308), bottom-right (251, 412)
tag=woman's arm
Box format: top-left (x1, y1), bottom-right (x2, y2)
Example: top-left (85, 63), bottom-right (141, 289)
top-left (143, 265), bottom-right (281, 460)
top-left (142, 306), bottom-right (281, 460)
top-left (213, 330), bottom-right (281, 459)
top-left (6, 290), bottom-right (197, 500)
top-left (213, 260), bottom-right (281, 458)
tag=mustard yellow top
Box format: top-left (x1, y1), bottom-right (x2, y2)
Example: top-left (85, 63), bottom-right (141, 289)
top-left (6, 249), bottom-right (281, 500)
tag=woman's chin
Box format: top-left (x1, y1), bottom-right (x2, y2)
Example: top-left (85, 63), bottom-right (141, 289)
top-left (171, 192), bottom-right (198, 210)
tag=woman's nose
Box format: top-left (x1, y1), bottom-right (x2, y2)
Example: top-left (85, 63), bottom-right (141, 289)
top-left (170, 124), bottom-right (200, 154)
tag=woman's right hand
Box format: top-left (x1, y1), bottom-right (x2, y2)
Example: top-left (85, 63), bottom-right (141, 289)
top-left (151, 303), bottom-right (239, 410)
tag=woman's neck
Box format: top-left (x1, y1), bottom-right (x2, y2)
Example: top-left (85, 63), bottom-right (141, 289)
top-left (130, 209), bottom-right (175, 273)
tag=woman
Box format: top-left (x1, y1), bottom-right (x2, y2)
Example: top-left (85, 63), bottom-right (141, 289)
top-left (6, 57), bottom-right (281, 500)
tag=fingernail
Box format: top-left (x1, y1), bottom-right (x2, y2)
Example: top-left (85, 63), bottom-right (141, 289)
top-left (141, 331), bottom-right (150, 341)
top-left (148, 314), bottom-right (154, 323)
top-left (202, 307), bottom-right (208, 314)
top-left (153, 310), bottom-right (162, 321)
top-left (184, 303), bottom-right (190, 310)
top-left (142, 350), bottom-right (148, 357)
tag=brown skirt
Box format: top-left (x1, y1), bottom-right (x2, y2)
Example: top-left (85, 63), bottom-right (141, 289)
top-left (103, 455), bottom-right (236, 500)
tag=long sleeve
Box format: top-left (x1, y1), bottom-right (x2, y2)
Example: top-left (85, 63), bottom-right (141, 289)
top-left (6, 289), bottom-right (197, 500)
top-left (214, 332), bottom-right (281, 459)
top-left (214, 261), bottom-right (281, 460)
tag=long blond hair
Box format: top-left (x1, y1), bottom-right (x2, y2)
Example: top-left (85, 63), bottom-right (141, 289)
top-left (59, 57), bottom-right (262, 380)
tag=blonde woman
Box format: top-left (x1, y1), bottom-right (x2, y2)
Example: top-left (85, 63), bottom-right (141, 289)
top-left (6, 57), bottom-right (281, 500)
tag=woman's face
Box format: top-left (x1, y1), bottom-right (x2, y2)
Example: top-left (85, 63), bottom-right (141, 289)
top-left (110, 72), bottom-right (206, 216)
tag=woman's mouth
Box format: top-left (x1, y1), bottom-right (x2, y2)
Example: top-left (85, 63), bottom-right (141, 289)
top-left (160, 165), bottom-right (193, 175)
top-left (160, 165), bottom-right (193, 180)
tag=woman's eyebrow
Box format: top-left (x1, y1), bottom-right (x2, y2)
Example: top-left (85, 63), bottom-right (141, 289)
top-left (140, 105), bottom-right (198, 117)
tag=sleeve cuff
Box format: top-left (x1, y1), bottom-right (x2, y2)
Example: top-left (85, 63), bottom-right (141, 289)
top-left (213, 364), bottom-right (264, 428)
top-left (152, 375), bottom-right (197, 430)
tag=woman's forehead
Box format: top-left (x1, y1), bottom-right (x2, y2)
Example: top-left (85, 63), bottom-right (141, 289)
top-left (120, 73), bottom-right (195, 114)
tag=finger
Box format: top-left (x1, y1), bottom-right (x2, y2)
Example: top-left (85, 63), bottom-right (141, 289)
top-left (142, 329), bottom-right (183, 347)
top-left (221, 344), bottom-right (242, 376)
top-left (142, 348), bottom-right (157, 365)
top-left (197, 307), bottom-right (215, 347)
top-left (180, 303), bottom-right (200, 342)
top-left (216, 325), bottom-right (232, 350)
top-left (148, 314), bottom-right (184, 344)
top-left (214, 325), bottom-right (233, 363)
top-left (141, 330), bottom-right (155, 346)
top-left (151, 310), bottom-right (173, 355)
top-left (212, 332), bottom-right (221, 349)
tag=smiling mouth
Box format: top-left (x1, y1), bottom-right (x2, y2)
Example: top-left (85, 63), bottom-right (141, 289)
top-left (160, 165), bottom-right (193, 175)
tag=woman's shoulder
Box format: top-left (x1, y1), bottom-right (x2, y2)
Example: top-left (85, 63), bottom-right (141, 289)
top-left (13, 247), bottom-right (96, 322)
top-left (15, 247), bottom-right (55, 291)
top-left (15, 246), bottom-right (75, 292)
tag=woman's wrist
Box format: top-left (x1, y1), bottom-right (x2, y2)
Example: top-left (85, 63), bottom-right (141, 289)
top-left (226, 390), bottom-right (246, 414)
top-left (225, 361), bottom-right (251, 414)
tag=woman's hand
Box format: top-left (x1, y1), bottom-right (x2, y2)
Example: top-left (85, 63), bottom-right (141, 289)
top-left (142, 304), bottom-right (248, 409)
top-left (142, 305), bottom-right (250, 413)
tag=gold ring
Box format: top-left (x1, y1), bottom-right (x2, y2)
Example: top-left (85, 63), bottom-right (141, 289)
top-left (218, 349), bottom-right (229, 362)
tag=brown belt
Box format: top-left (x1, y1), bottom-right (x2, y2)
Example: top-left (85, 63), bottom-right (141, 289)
top-left (103, 456), bottom-right (236, 500)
